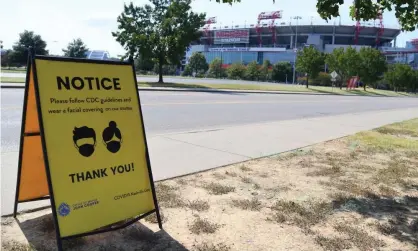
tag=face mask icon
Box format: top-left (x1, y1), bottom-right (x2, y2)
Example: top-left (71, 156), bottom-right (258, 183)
top-left (73, 126), bottom-right (96, 157)
top-left (102, 121), bottom-right (122, 153)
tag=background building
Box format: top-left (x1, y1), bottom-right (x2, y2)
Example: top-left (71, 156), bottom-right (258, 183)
top-left (184, 12), bottom-right (417, 69)
top-left (85, 50), bottom-right (111, 60)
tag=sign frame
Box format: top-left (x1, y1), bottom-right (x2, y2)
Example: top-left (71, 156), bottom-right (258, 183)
top-left (13, 50), bottom-right (163, 251)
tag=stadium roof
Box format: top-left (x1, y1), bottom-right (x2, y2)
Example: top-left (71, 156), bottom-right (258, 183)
top-left (202, 24), bottom-right (400, 41)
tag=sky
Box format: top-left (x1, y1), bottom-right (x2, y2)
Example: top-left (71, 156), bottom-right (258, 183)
top-left (1, 0), bottom-right (417, 57)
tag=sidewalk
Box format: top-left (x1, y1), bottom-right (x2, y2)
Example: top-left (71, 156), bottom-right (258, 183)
top-left (2, 107), bottom-right (418, 216)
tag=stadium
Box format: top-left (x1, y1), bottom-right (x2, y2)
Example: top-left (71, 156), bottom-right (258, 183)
top-left (184, 11), bottom-right (418, 69)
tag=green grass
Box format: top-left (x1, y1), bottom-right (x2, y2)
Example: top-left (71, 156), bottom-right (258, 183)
top-left (374, 119), bottom-right (418, 137)
top-left (1, 68), bottom-right (26, 73)
top-left (1, 75), bottom-right (416, 97)
top-left (0, 77), bottom-right (25, 83)
top-left (350, 131), bottom-right (418, 152)
top-left (138, 82), bottom-right (418, 97)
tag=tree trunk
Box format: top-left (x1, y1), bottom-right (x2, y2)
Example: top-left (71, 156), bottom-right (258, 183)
top-left (306, 75), bottom-right (309, 88)
top-left (363, 82), bottom-right (366, 91)
top-left (158, 61), bottom-right (163, 83)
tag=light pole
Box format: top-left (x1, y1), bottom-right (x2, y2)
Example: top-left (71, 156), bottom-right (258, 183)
top-left (292, 16), bottom-right (302, 84)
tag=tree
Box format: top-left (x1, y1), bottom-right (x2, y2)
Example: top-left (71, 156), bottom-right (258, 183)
top-left (357, 47), bottom-right (387, 90)
top-left (182, 64), bottom-right (193, 76)
top-left (208, 58), bottom-right (226, 78)
top-left (384, 63), bottom-right (414, 92)
top-left (135, 55), bottom-right (155, 73)
top-left (188, 52), bottom-right (208, 75)
top-left (1, 49), bottom-right (14, 68)
top-left (215, 0), bottom-right (417, 31)
top-left (245, 61), bottom-right (260, 81)
top-left (10, 30), bottom-right (48, 66)
top-left (326, 46), bottom-right (360, 89)
top-left (296, 46), bottom-right (324, 88)
top-left (62, 38), bottom-right (89, 58)
top-left (271, 62), bottom-right (292, 82)
top-left (227, 63), bottom-right (246, 80)
top-left (113, 0), bottom-right (206, 83)
top-left (259, 60), bottom-right (271, 81)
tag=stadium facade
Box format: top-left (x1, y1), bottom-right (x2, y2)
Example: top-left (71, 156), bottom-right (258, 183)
top-left (184, 12), bottom-right (417, 69)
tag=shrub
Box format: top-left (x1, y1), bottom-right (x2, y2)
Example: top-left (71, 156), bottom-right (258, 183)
top-left (227, 63), bottom-right (246, 80)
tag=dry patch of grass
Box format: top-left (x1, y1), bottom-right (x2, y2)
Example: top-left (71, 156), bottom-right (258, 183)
top-left (323, 179), bottom-right (378, 199)
top-left (258, 172), bottom-right (269, 178)
top-left (155, 183), bottom-right (186, 208)
top-left (307, 165), bottom-right (343, 177)
top-left (193, 242), bottom-right (231, 251)
top-left (203, 182), bottom-right (235, 195)
top-left (176, 178), bottom-right (188, 185)
top-left (378, 184), bottom-right (400, 197)
top-left (334, 224), bottom-right (384, 250)
top-left (1, 240), bottom-right (33, 251)
top-left (224, 171), bottom-right (237, 177)
top-left (375, 222), bottom-right (397, 235)
top-left (374, 159), bottom-right (417, 185)
top-left (314, 235), bottom-right (351, 251)
top-left (270, 200), bottom-right (333, 229)
top-left (1, 217), bottom-right (14, 226)
top-left (189, 217), bottom-right (220, 235)
top-left (240, 176), bottom-right (253, 183)
top-left (144, 211), bottom-right (165, 224)
top-left (239, 165), bottom-right (251, 172)
top-left (231, 198), bottom-right (262, 211)
top-left (212, 172), bottom-right (226, 180)
top-left (188, 199), bottom-right (210, 212)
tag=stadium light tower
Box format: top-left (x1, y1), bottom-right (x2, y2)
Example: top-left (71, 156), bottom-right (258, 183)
top-left (292, 16), bottom-right (302, 84)
top-left (292, 16), bottom-right (302, 49)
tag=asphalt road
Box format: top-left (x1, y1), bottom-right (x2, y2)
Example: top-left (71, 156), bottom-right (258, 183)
top-left (2, 88), bottom-right (418, 153)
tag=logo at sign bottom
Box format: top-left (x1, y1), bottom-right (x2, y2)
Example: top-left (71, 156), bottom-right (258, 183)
top-left (58, 202), bottom-right (71, 217)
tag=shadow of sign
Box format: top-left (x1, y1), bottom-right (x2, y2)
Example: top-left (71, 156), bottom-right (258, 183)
top-left (16, 213), bottom-right (189, 251)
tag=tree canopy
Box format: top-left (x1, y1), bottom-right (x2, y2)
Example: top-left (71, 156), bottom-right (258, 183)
top-left (296, 46), bottom-right (324, 88)
top-left (385, 64), bottom-right (417, 92)
top-left (213, 0), bottom-right (417, 31)
top-left (112, 0), bottom-right (206, 83)
top-left (326, 47), bottom-right (361, 89)
top-left (357, 47), bottom-right (387, 90)
top-left (188, 52), bottom-right (209, 75)
top-left (271, 62), bottom-right (292, 83)
top-left (11, 30), bottom-right (48, 66)
top-left (62, 38), bottom-right (89, 58)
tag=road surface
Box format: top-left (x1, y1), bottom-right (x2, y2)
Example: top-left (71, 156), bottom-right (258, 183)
top-left (2, 88), bottom-right (418, 153)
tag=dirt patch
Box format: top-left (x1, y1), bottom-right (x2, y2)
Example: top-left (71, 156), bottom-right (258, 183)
top-left (2, 119), bottom-right (418, 251)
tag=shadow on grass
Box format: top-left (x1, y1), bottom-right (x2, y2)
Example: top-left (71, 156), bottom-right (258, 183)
top-left (138, 82), bottom-right (244, 95)
top-left (15, 213), bottom-right (189, 251)
top-left (332, 195), bottom-right (418, 246)
top-left (308, 87), bottom-right (404, 97)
